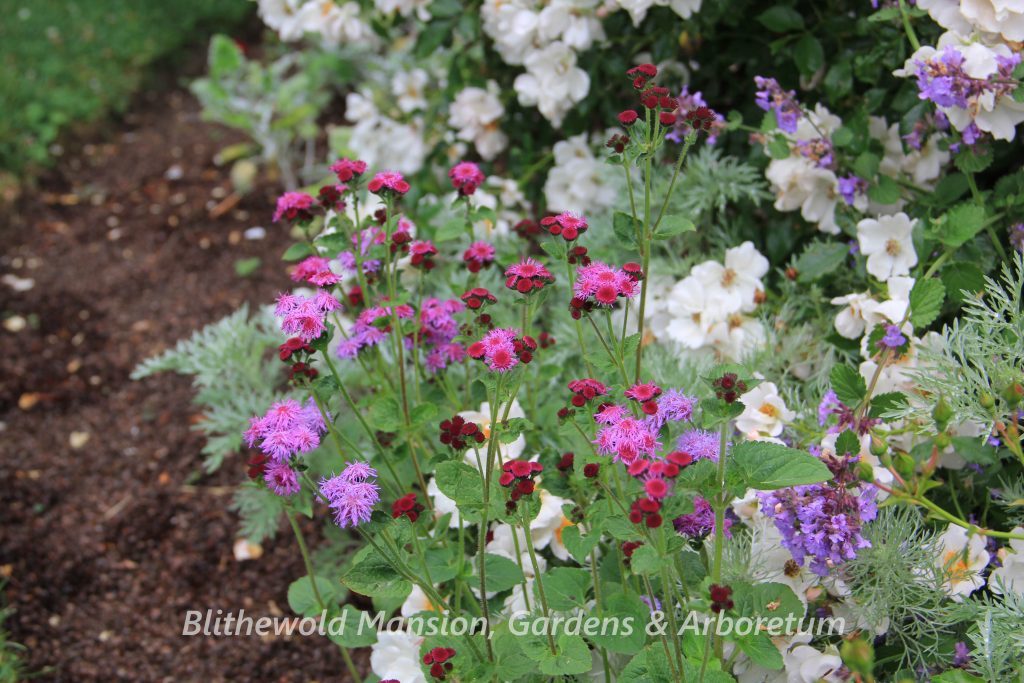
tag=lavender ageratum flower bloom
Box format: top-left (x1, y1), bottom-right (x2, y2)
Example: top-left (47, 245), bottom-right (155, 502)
top-left (264, 460), bottom-right (301, 496)
top-left (759, 454), bottom-right (878, 576)
top-left (647, 389), bottom-right (698, 430)
top-left (754, 76), bottom-right (801, 133)
top-left (321, 463), bottom-right (381, 528)
top-left (817, 389), bottom-right (842, 426)
top-left (674, 496), bottom-right (732, 538)
top-left (244, 398), bottom-right (327, 462)
top-left (878, 324), bottom-right (907, 349)
top-left (676, 428), bottom-right (721, 462)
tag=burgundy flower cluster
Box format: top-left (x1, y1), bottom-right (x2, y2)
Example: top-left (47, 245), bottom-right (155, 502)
top-left (391, 493), bottom-right (425, 522)
top-left (540, 211), bottom-right (588, 241)
top-left (709, 584), bottom-right (734, 613)
top-left (439, 414), bottom-right (486, 450)
top-left (505, 258), bottom-right (555, 294)
top-left (712, 372), bottom-right (748, 404)
top-left (449, 161), bottom-right (485, 196)
top-left (467, 328), bottom-right (538, 372)
top-left (499, 459), bottom-right (544, 511)
top-left (278, 337), bottom-right (318, 382)
top-left (619, 63), bottom-right (681, 127)
top-left (423, 646), bottom-right (457, 680)
top-left (628, 496), bottom-right (663, 528)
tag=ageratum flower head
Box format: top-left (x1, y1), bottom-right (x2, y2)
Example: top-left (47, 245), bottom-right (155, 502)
top-left (245, 398), bottom-right (327, 462)
top-left (449, 161), bottom-right (485, 196)
top-left (320, 462), bottom-right (380, 528)
top-left (368, 170), bottom-right (411, 196)
top-left (330, 157), bottom-right (367, 183)
top-left (275, 290), bottom-right (342, 342)
top-left (462, 242), bottom-right (495, 273)
top-left (574, 261), bottom-right (639, 307)
top-left (540, 211), bottom-right (588, 241)
top-left (273, 191), bottom-right (316, 223)
top-left (505, 257), bottom-right (555, 294)
top-left (290, 256), bottom-right (341, 286)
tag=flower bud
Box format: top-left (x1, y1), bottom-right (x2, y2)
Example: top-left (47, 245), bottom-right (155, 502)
top-left (980, 391), bottom-right (996, 409)
top-left (932, 396), bottom-right (954, 431)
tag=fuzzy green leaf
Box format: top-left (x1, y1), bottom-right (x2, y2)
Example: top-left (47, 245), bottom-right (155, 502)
top-left (732, 441), bottom-right (832, 489)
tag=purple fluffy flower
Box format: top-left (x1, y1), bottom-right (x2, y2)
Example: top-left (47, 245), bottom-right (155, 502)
top-left (674, 496), bottom-right (732, 539)
top-left (647, 389), bottom-right (697, 429)
top-left (593, 413), bottom-right (661, 464)
top-left (321, 462), bottom-right (380, 528)
top-left (264, 460), bottom-right (301, 496)
top-left (676, 428), bottom-right (721, 462)
top-left (1011, 223), bottom-right (1024, 253)
top-left (245, 398), bottom-right (327, 461)
top-left (759, 454), bottom-right (878, 576)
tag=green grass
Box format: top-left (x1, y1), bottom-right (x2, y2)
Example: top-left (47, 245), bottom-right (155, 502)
top-left (0, 0), bottom-right (253, 177)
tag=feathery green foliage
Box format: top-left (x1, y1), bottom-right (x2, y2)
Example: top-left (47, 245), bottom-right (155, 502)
top-left (132, 305), bottom-right (286, 472)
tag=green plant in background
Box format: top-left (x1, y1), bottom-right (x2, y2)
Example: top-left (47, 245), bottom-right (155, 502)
top-left (0, 582), bottom-right (29, 683)
top-left (131, 305), bottom-right (286, 473)
top-left (0, 0), bottom-right (252, 179)
top-left (191, 35), bottom-right (351, 191)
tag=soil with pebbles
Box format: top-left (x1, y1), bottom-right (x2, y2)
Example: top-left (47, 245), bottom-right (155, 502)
top-left (1, 85), bottom-right (365, 681)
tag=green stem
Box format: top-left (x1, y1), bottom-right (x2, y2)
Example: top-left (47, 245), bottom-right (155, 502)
top-left (897, 0), bottom-right (921, 50)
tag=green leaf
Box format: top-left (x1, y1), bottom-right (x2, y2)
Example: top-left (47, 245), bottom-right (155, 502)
top-left (474, 554), bottom-right (525, 593)
top-left (209, 34), bottom-right (244, 77)
top-left (736, 631), bottom-right (784, 670)
top-left (491, 625), bottom-right (538, 679)
top-left (613, 211), bottom-right (639, 246)
top-left (326, 605), bottom-right (378, 648)
top-left (522, 632), bottom-right (593, 676)
top-left (234, 257), bottom-right (261, 277)
top-left (410, 402), bottom-right (438, 427)
top-left (767, 135), bottom-right (791, 160)
top-left (830, 364), bottom-right (867, 406)
top-left (941, 262), bottom-right (986, 303)
top-left (868, 391), bottom-right (908, 419)
top-left (629, 544), bottom-right (667, 576)
top-left (282, 242), bottom-right (314, 261)
top-left (793, 240), bottom-right (849, 282)
top-left (938, 203), bottom-right (987, 248)
top-left (341, 548), bottom-right (411, 598)
top-left (793, 35), bottom-right (825, 75)
top-left (368, 395), bottom-right (403, 432)
top-left (731, 581), bottom-right (805, 620)
top-left (287, 575), bottom-right (340, 616)
top-left (587, 590), bottom-right (648, 654)
top-left (835, 429), bottom-right (861, 456)
top-left (949, 436), bottom-right (998, 465)
top-left (537, 568), bottom-right (591, 610)
top-left (868, 174), bottom-right (901, 205)
top-left (435, 217), bottom-right (467, 242)
top-left (434, 461), bottom-right (484, 509)
top-left (954, 147), bottom-right (992, 174)
top-left (652, 214), bottom-right (696, 240)
top-left (756, 6), bottom-right (805, 32)
top-left (852, 152), bottom-right (880, 179)
top-left (909, 278), bottom-right (945, 328)
top-left (932, 671), bottom-right (986, 683)
top-left (561, 525), bottom-right (601, 564)
top-left (732, 441), bottom-right (832, 489)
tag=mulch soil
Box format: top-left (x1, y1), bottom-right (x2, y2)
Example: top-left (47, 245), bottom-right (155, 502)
top-left (1, 83), bottom-right (366, 681)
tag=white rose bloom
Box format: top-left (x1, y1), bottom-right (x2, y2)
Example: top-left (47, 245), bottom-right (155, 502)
top-left (662, 275), bottom-right (717, 349)
top-left (856, 212), bottom-right (918, 280)
top-left (830, 292), bottom-right (881, 339)
top-left (392, 68), bottom-right (429, 113)
top-left (544, 135), bottom-right (615, 212)
top-left (427, 477), bottom-right (463, 528)
top-left (961, 0), bottom-right (1024, 41)
top-left (916, 0), bottom-right (974, 33)
top-left (449, 83), bottom-right (508, 161)
top-left (538, 0), bottom-right (605, 51)
top-left (764, 156), bottom-right (841, 235)
top-left (514, 42), bottom-right (590, 127)
top-left (989, 528), bottom-right (1024, 595)
top-left (705, 314), bottom-right (768, 362)
top-left (691, 241), bottom-right (769, 313)
top-left (616, 0), bottom-right (702, 26)
top-left (935, 524), bottom-right (990, 600)
top-left (376, 0), bottom-right (434, 21)
top-left (345, 90), bottom-right (379, 124)
top-left (481, 0), bottom-right (539, 65)
top-left (736, 382), bottom-right (796, 438)
top-left (784, 644), bottom-right (845, 682)
top-left (349, 118), bottom-right (427, 175)
top-left (747, 521), bottom-right (818, 607)
top-left (873, 275), bottom-right (915, 325)
top-left (370, 630), bottom-right (426, 683)
top-left (314, 1), bottom-right (378, 47)
top-left (258, 0), bottom-right (310, 41)
top-left (401, 584), bottom-right (440, 617)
